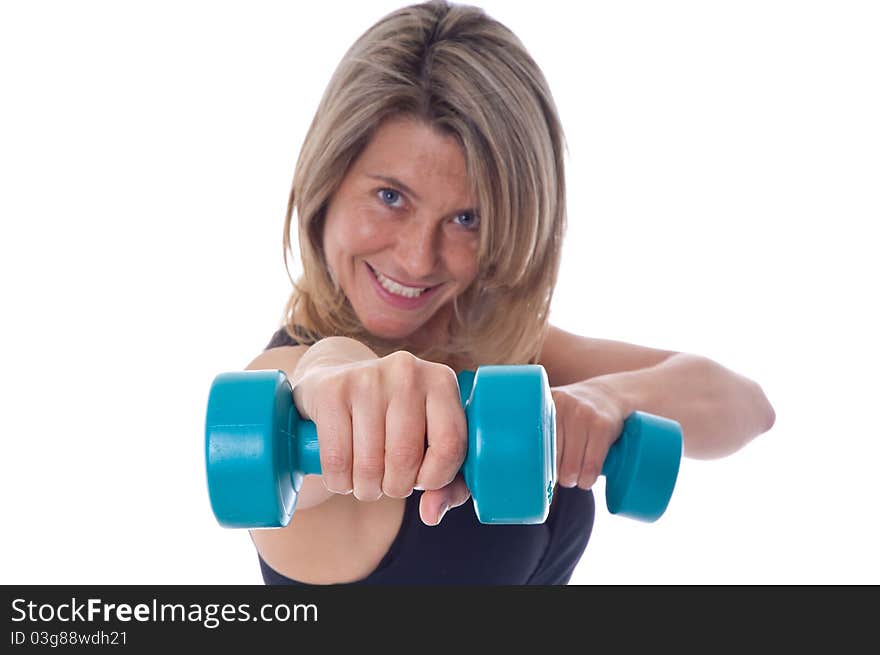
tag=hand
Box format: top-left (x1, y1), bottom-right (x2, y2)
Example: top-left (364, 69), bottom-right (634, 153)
top-left (551, 379), bottom-right (631, 490)
top-left (292, 350), bottom-right (471, 525)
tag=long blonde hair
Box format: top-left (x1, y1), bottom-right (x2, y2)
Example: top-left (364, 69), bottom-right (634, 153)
top-left (281, 0), bottom-right (567, 366)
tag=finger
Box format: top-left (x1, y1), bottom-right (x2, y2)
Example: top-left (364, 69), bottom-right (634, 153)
top-left (415, 379), bottom-right (467, 491)
top-left (578, 416), bottom-right (617, 490)
top-left (315, 398), bottom-right (354, 495)
top-left (419, 473), bottom-right (470, 526)
top-left (351, 387), bottom-right (386, 501)
top-left (382, 391), bottom-right (426, 498)
top-left (559, 409), bottom-right (588, 489)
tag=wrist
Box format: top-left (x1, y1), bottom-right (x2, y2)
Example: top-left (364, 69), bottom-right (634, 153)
top-left (581, 372), bottom-right (640, 419)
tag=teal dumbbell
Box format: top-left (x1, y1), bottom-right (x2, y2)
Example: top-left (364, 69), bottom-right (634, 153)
top-left (205, 365), bottom-right (682, 528)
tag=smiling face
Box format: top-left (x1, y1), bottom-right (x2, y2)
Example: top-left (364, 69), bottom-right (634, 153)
top-left (322, 115), bottom-right (481, 348)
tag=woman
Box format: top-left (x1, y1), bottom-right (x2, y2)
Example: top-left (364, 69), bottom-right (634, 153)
top-left (242, 0), bottom-right (775, 584)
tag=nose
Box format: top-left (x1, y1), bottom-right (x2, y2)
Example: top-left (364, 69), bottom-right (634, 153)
top-left (393, 219), bottom-right (441, 281)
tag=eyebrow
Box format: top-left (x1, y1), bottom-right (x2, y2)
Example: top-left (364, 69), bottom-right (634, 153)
top-left (366, 173), bottom-right (479, 215)
top-left (367, 174), bottom-right (422, 201)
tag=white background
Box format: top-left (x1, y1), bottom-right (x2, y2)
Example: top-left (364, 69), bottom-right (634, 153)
top-left (1, 1), bottom-right (877, 585)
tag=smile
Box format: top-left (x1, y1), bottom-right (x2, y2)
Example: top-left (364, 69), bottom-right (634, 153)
top-left (368, 264), bottom-right (432, 298)
top-left (365, 263), bottom-right (441, 310)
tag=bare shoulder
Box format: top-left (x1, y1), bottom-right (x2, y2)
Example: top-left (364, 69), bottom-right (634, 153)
top-left (539, 323), bottom-right (679, 386)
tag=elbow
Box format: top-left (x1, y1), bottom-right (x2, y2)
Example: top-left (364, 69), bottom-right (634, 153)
top-left (752, 381), bottom-right (776, 435)
top-left (765, 396), bottom-right (777, 433)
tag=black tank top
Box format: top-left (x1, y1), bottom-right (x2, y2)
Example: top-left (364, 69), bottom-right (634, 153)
top-left (257, 327), bottom-right (595, 584)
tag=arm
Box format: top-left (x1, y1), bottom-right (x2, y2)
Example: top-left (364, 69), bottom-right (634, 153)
top-left (588, 353), bottom-right (775, 459)
top-left (245, 337), bottom-right (403, 584)
top-left (539, 325), bottom-right (680, 384)
top-left (540, 324), bottom-right (776, 460)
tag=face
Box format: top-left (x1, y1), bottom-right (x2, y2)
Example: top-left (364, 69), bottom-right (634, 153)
top-left (322, 115), bottom-right (481, 347)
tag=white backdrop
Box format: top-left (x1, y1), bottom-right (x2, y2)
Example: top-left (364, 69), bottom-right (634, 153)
top-left (1, 1), bottom-right (877, 585)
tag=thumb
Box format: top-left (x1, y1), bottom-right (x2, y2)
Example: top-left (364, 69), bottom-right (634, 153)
top-left (419, 473), bottom-right (470, 526)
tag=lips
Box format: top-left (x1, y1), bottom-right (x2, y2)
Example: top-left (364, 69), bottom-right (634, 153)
top-left (367, 263), bottom-right (437, 291)
top-left (365, 262), bottom-right (441, 310)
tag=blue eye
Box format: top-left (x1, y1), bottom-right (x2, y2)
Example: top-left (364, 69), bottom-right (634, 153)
top-left (378, 188), bottom-right (402, 206)
top-left (454, 212), bottom-right (480, 230)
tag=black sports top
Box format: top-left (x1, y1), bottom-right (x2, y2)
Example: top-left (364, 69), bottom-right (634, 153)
top-left (257, 327), bottom-right (595, 584)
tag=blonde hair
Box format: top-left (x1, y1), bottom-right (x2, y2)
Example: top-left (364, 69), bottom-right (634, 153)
top-left (281, 0), bottom-right (567, 366)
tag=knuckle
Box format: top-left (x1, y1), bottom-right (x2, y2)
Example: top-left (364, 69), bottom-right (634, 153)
top-left (387, 350), bottom-right (419, 372)
top-left (309, 396), bottom-right (340, 423)
top-left (435, 365), bottom-right (461, 397)
top-left (430, 435), bottom-right (467, 465)
top-left (580, 458), bottom-right (602, 483)
top-left (317, 370), bottom-right (349, 397)
top-left (553, 388), bottom-right (576, 409)
top-left (351, 366), bottom-right (380, 394)
top-left (353, 454), bottom-right (385, 479)
top-left (592, 411), bottom-right (616, 434)
top-left (559, 451), bottom-right (579, 473)
top-left (573, 404), bottom-right (596, 425)
top-left (384, 351), bottom-right (422, 389)
top-left (428, 360), bottom-right (455, 378)
top-left (320, 447), bottom-right (350, 475)
top-left (386, 443), bottom-right (424, 470)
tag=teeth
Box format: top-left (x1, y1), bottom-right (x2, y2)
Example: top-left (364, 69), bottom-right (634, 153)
top-left (372, 267), bottom-right (428, 298)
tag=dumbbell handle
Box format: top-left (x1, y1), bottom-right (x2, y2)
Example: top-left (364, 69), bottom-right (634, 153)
top-left (290, 421), bottom-right (320, 474)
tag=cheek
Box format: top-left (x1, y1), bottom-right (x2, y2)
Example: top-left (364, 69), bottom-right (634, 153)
top-left (339, 207), bottom-right (389, 254)
top-left (325, 205), bottom-right (388, 259)
top-left (448, 241), bottom-right (480, 285)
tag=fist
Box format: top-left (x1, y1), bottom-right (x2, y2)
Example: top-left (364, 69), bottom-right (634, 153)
top-left (551, 380), bottom-right (629, 490)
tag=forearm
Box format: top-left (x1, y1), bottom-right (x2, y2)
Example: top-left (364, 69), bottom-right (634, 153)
top-left (588, 353), bottom-right (776, 459)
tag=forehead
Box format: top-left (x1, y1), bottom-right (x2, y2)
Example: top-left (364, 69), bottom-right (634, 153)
top-left (353, 116), bottom-right (472, 194)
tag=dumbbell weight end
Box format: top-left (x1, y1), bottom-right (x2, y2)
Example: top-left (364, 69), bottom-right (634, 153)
top-left (601, 411), bottom-right (683, 522)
